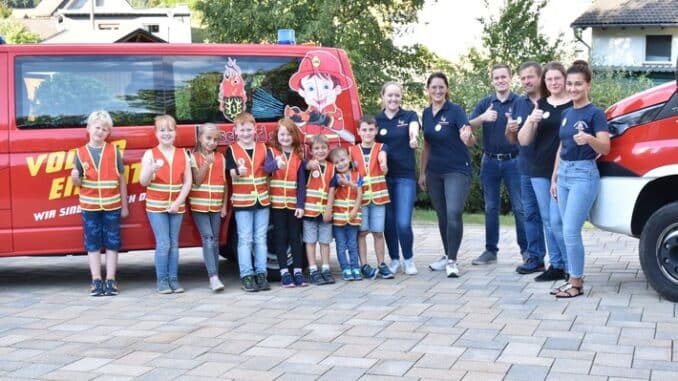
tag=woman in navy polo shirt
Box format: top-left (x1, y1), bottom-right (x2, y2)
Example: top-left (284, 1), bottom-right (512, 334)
top-left (419, 72), bottom-right (475, 278)
top-left (550, 60), bottom-right (610, 298)
top-left (375, 82), bottom-right (420, 275)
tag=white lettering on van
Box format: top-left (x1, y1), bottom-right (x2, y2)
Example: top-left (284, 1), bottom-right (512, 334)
top-left (58, 205), bottom-right (80, 217)
top-left (33, 209), bottom-right (56, 221)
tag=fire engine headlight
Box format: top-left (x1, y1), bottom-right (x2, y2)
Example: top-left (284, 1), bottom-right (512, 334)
top-left (608, 103), bottom-right (665, 137)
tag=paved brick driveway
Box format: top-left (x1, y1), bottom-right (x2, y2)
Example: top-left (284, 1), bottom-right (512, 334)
top-left (1, 224), bottom-right (676, 381)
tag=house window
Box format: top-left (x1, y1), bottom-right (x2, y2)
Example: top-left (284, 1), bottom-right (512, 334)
top-left (646, 35), bottom-right (672, 62)
top-left (98, 23), bottom-right (119, 30)
top-left (145, 24), bottom-right (160, 33)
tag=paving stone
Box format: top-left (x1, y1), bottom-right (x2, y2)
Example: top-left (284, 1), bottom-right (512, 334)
top-left (505, 364), bottom-right (549, 381)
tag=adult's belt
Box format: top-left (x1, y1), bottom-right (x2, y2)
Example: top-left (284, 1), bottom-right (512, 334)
top-left (484, 152), bottom-right (517, 160)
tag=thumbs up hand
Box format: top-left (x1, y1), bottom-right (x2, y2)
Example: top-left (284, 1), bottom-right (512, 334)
top-left (275, 155), bottom-right (286, 169)
top-left (528, 106), bottom-right (544, 125)
top-left (506, 113), bottom-right (519, 133)
top-left (483, 104), bottom-right (498, 122)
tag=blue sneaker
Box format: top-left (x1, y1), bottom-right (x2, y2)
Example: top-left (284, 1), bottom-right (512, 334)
top-left (321, 269), bottom-right (335, 284)
top-left (377, 263), bottom-right (395, 279)
top-left (104, 279), bottom-right (119, 296)
top-left (342, 269), bottom-right (353, 281)
top-left (361, 264), bottom-right (377, 279)
top-left (90, 279), bottom-right (104, 296)
top-left (352, 268), bottom-right (363, 281)
top-left (309, 270), bottom-right (323, 285)
top-left (281, 272), bottom-right (295, 288)
top-left (293, 272), bottom-right (308, 287)
top-left (157, 278), bottom-right (172, 294)
top-left (516, 257), bottom-right (545, 274)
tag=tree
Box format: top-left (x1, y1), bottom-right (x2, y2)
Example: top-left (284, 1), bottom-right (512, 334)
top-left (0, 20), bottom-right (40, 43)
top-left (195, 0), bottom-right (443, 114)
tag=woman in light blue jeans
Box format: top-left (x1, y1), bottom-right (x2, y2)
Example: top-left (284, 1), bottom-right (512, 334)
top-left (550, 60), bottom-right (610, 298)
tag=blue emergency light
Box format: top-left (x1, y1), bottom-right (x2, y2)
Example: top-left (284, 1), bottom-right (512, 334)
top-left (277, 29), bottom-right (296, 45)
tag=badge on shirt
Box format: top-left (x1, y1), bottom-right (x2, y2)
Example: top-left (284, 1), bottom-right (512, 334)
top-left (379, 128), bottom-right (388, 136)
top-left (435, 124), bottom-right (442, 132)
top-left (312, 170), bottom-right (320, 178)
top-left (543, 111), bottom-right (550, 119)
top-left (516, 116), bottom-right (523, 125)
top-left (397, 119), bottom-right (408, 128)
top-left (574, 121), bottom-right (587, 132)
top-left (562, 118), bottom-right (567, 126)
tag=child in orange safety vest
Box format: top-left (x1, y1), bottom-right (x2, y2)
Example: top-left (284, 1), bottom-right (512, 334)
top-left (71, 110), bottom-right (129, 297)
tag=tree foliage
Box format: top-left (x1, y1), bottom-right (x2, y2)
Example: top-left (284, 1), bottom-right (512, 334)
top-left (196, 0), bottom-right (442, 114)
top-left (0, 20), bottom-right (40, 43)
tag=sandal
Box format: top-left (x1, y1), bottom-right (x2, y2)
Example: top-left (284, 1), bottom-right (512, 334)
top-left (550, 281), bottom-right (571, 295)
top-left (554, 283), bottom-right (584, 298)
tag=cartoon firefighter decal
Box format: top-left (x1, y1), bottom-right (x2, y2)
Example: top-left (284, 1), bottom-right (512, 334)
top-left (219, 58), bottom-right (247, 121)
top-left (286, 50), bottom-right (355, 149)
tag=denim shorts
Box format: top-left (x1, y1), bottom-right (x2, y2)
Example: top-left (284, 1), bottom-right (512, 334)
top-left (303, 217), bottom-right (333, 244)
top-left (82, 209), bottom-right (122, 252)
top-left (360, 203), bottom-right (386, 233)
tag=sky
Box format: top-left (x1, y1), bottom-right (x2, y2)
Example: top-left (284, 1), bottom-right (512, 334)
top-left (397, 0), bottom-right (593, 63)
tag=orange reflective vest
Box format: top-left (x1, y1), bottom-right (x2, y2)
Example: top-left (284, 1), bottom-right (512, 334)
top-left (145, 147), bottom-right (188, 213)
top-left (332, 169), bottom-right (362, 226)
top-left (189, 152), bottom-right (226, 213)
top-left (268, 147), bottom-right (302, 210)
top-left (76, 143), bottom-right (122, 211)
top-left (350, 144), bottom-right (390, 206)
top-left (229, 142), bottom-right (270, 208)
top-left (303, 162), bottom-right (334, 217)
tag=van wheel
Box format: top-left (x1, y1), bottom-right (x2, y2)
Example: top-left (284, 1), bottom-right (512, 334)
top-left (639, 201), bottom-right (678, 302)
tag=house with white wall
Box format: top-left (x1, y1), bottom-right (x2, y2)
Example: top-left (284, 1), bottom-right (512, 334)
top-left (571, 0), bottom-right (677, 82)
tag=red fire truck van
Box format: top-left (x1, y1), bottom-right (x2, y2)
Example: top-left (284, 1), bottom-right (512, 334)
top-left (0, 43), bottom-right (361, 272)
top-left (591, 78), bottom-right (678, 301)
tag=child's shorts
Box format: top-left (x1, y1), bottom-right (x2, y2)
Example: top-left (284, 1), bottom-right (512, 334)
top-left (82, 209), bottom-right (122, 252)
top-left (360, 203), bottom-right (385, 233)
top-left (303, 217), bottom-right (333, 244)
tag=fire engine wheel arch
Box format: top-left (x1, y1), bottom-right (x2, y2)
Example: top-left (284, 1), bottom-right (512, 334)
top-left (639, 201), bottom-right (678, 302)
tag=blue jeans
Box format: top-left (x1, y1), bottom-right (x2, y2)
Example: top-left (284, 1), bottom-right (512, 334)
top-left (384, 177), bottom-right (415, 260)
top-left (147, 211), bottom-right (183, 281)
top-left (334, 225), bottom-right (360, 271)
top-left (521, 175), bottom-right (545, 261)
top-left (191, 211), bottom-right (222, 277)
top-left (426, 171), bottom-right (471, 261)
top-left (480, 155), bottom-right (527, 253)
top-left (235, 208), bottom-right (269, 277)
top-left (557, 160), bottom-right (600, 278)
top-left (531, 177), bottom-right (567, 270)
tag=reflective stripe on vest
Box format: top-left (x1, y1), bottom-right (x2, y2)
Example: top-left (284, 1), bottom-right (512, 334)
top-left (77, 143), bottom-right (122, 211)
top-left (189, 152), bottom-right (226, 213)
top-left (268, 147), bottom-right (302, 210)
top-left (303, 162), bottom-right (334, 217)
top-left (145, 147), bottom-right (188, 213)
top-left (332, 170), bottom-right (362, 226)
top-left (229, 142), bottom-right (270, 208)
top-left (349, 144), bottom-right (390, 206)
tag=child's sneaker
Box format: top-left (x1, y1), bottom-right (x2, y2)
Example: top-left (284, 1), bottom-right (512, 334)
top-left (281, 272), bottom-right (295, 288)
top-left (388, 259), bottom-right (401, 274)
top-left (321, 269), bottom-right (336, 284)
top-left (429, 256), bottom-right (448, 271)
top-left (404, 258), bottom-right (418, 275)
top-left (293, 272), bottom-right (308, 287)
top-left (342, 269), bottom-right (353, 281)
top-left (90, 279), bottom-right (105, 296)
top-left (157, 278), bottom-right (172, 294)
top-left (446, 260), bottom-right (459, 278)
top-left (209, 277), bottom-right (225, 292)
top-left (309, 269), bottom-right (323, 285)
top-left (361, 264), bottom-right (377, 279)
top-left (377, 263), bottom-right (395, 279)
top-left (104, 279), bottom-right (119, 296)
top-left (352, 268), bottom-right (363, 281)
top-left (255, 272), bottom-right (270, 291)
top-left (241, 275), bottom-right (258, 292)
top-left (169, 277), bottom-right (184, 293)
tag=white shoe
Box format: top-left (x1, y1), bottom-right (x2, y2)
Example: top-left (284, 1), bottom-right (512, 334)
top-left (446, 260), bottom-right (459, 278)
top-left (429, 256), bottom-right (447, 271)
top-left (388, 259), bottom-right (401, 274)
top-left (209, 277), bottom-right (225, 292)
top-left (404, 259), bottom-right (418, 275)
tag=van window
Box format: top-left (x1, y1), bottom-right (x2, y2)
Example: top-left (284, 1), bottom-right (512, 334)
top-left (15, 55), bottom-right (307, 129)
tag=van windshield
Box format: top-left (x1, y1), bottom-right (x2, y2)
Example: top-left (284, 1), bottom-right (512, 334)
top-left (15, 55), bottom-right (307, 129)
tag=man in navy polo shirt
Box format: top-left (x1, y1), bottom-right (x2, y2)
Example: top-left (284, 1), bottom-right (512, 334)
top-left (469, 63), bottom-right (527, 265)
top-left (506, 62), bottom-right (546, 273)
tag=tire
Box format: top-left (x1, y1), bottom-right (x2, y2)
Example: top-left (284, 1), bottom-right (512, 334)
top-left (639, 201), bottom-right (678, 302)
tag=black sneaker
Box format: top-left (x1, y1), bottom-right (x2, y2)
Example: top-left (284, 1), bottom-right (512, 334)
top-left (241, 275), bottom-right (258, 292)
top-left (377, 263), bottom-right (395, 279)
top-left (516, 257), bottom-right (545, 274)
top-left (104, 279), bottom-right (119, 296)
top-left (321, 269), bottom-right (335, 284)
top-left (534, 266), bottom-right (567, 282)
top-left (361, 264), bottom-right (377, 279)
top-left (255, 272), bottom-right (270, 291)
top-left (309, 269), bottom-right (323, 285)
top-left (293, 272), bottom-right (308, 287)
top-left (90, 279), bottom-right (104, 296)
top-left (281, 272), bottom-right (295, 288)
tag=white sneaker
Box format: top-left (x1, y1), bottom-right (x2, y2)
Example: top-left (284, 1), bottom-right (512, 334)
top-left (429, 256), bottom-right (447, 271)
top-left (446, 260), bottom-right (459, 278)
top-left (209, 276), bottom-right (225, 292)
top-left (388, 259), bottom-right (401, 274)
top-left (404, 259), bottom-right (418, 275)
